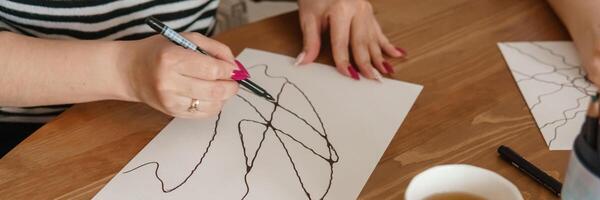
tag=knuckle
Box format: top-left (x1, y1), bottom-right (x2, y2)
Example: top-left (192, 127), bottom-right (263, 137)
top-left (197, 102), bottom-right (222, 117)
top-left (156, 47), bottom-right (180, 67)
top-left (154, 78), bottom-right (171, 93)
top-left (209, 84), bottom-right (226, 99)
top-left (230, 82), bottom-right (240, 97)
top-left (205, 66), bottom-right (221, 80)
top-left (358, 1), bottom-right (373, 11)
top-left (332, 42), bottom-right (347, 50)
top-left (335, 59), bottom-right (350, 67)
top-left (218, 44), bottom-right (232, 54)
top-left (351, 36), bottom-right (367, 45)
top-left (157, 95), bottom-right (176, 112)
top-left (183, 32), bottom-right (202, 41)
top-left (332, 2), bottom-right (350, 14)
top-left (357, 60), bottom-right (371, 68)
top-left (221, 82), bottom-right (239, 99)
top-left (198, 64), bottom-right (221, 80)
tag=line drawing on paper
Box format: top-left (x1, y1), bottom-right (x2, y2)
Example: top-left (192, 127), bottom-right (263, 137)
top-left (122, 64), bottom-right (340, 200)
top-left (499, 42), bottom-right (597, 150)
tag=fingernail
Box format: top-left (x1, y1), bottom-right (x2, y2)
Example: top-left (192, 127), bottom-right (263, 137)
top-left (372, 68), bottom-right (383, 82)
top-left (395, 47), bottom-right (407, 57)
top-left (294, 52), bottom-right (306, 66)
top-left (231, 60), bottom-right (249, 80)
top-left (348, 66), bottom-right (360, 80)
top-left (383, 61), bottom-right (395, 74)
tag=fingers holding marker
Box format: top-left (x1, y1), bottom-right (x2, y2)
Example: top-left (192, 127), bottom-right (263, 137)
top-left (173, 52), bottom-right (237, 81)
top-left (176, 98), bottom-right (224, 119)
top-left (182, 32), bottom-right (235, 63)
top-left (179, 76), bottom-right (239, 101)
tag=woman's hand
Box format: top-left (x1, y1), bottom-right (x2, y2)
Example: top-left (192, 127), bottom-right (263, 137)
top-left (548, 0), bottom-right (600, 86)
top-left (573, 28), bottom-right (600, 86)
top-left (569, 24), bottom-right (600, 86)
top-left (122, 33), bottom-right (239, 118)
top-left (296, 0), bottom-right (405, 81)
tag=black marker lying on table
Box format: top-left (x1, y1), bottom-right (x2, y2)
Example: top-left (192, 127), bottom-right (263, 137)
top-left (497, 145), bottom-right (562, 197)
top-left (145, 17), bottom-right (275, 102)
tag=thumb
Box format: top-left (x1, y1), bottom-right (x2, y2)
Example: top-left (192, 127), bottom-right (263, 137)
top-left (296, 15), bottom-right (321, 66)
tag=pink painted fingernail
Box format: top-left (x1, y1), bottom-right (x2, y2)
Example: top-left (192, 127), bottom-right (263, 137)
top-left (383, 61), bottom-right (395, 74)
top-left (372, 68), bottom-right (383, 82)
top-left (294, 52), bottom-right (306, 66)
top-left (348, 66), bottom-right (360, 80)
top-left (395, 47), bottom-right (407, 57)
top-left (231, 60), bottom-right (249, 80)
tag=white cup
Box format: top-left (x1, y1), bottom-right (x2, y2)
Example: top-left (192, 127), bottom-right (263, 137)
top-left (405, 164), bottom-right (523, 200)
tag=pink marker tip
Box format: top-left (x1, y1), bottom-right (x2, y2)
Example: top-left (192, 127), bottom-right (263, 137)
top-left (232, 60), bottom-right (249, 80)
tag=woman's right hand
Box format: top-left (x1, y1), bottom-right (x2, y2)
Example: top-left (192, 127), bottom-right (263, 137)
top-left (572, 28), bottom-right (600, 86)
top-left (121, 33), bottom-right (239, 118)
top-left (548, 0), bottom-right (600, 86)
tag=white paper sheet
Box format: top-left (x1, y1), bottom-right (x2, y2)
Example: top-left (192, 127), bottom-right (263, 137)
top-left (498, 42), bottom-right (597, 150)
top-left (94, 49), bottom-right (422, 199)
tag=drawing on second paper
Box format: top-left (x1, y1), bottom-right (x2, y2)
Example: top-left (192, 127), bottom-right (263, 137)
top-left (499, 42), bottom-right (597, 150)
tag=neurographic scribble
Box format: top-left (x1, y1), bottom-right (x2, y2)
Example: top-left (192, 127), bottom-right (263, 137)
top-left (502, 42), bottom-right (597, 148)
top-left (122, 64), bottom-right (339, 200)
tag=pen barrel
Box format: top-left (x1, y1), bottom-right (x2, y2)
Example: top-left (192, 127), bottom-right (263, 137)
top-left (146, 17), bottom-right (166, 34)
top-left (498, 146), bottom-right (562, 196)
top-left (162, 28), bottom-right (198, 50)
top-left (145, 17), bottom-right (273, 101)
top-left (146, 17), bottom-right (200, 52)
top-left (238, 79), bottom-right (265, 94)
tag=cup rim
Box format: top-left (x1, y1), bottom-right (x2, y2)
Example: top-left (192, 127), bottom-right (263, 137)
top-left (405, 164), bottom-right (523, 200)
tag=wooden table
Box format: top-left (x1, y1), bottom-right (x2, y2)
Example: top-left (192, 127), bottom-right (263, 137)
top-left (0, 0), bottom-right (573, 199)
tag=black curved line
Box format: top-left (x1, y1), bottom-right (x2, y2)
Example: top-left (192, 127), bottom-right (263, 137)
top-left (544, 95), bottom-right (588, 147)
top-left (123, 64), bottom-right (339, 199)
top-left (548, 110), bottom-right (586, 147)
top-left (531, 42), bottom-right (580, 67)
top-left (538, 94), bottom-right (588, 130)
top-left (504, 43), bottom-right (579, 82)
top-left (505, 42), bottom-right (597, 149)
top-left (529, 84), bottom-right (564, 110)
top-left (122, 112), bottom-right (222, 193)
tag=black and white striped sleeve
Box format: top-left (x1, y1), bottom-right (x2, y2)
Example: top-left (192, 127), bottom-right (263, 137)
top-left (0, 0), bottom-right (219, 40)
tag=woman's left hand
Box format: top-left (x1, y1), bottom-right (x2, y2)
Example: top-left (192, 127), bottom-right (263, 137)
top-left (296, 0), bottom-right (405, 81)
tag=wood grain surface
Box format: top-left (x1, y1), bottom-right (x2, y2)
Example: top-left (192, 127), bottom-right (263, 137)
top-left (0, 0), bottom-right (573, 199)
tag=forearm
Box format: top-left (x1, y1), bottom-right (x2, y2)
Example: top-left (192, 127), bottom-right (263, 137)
top-left (548, 0), bottom-right (600, 35)
top-left (548, 0), bottom-right (600, 83)
top-left (0, 32), bottom-right (134, 107)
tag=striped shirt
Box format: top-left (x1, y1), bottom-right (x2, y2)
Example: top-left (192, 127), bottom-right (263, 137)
top-left (0, 0), bottom-right (219, 123)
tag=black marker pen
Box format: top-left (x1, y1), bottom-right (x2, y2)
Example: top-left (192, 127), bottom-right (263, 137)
top-left (145, 17), bottom-right (275, 102)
